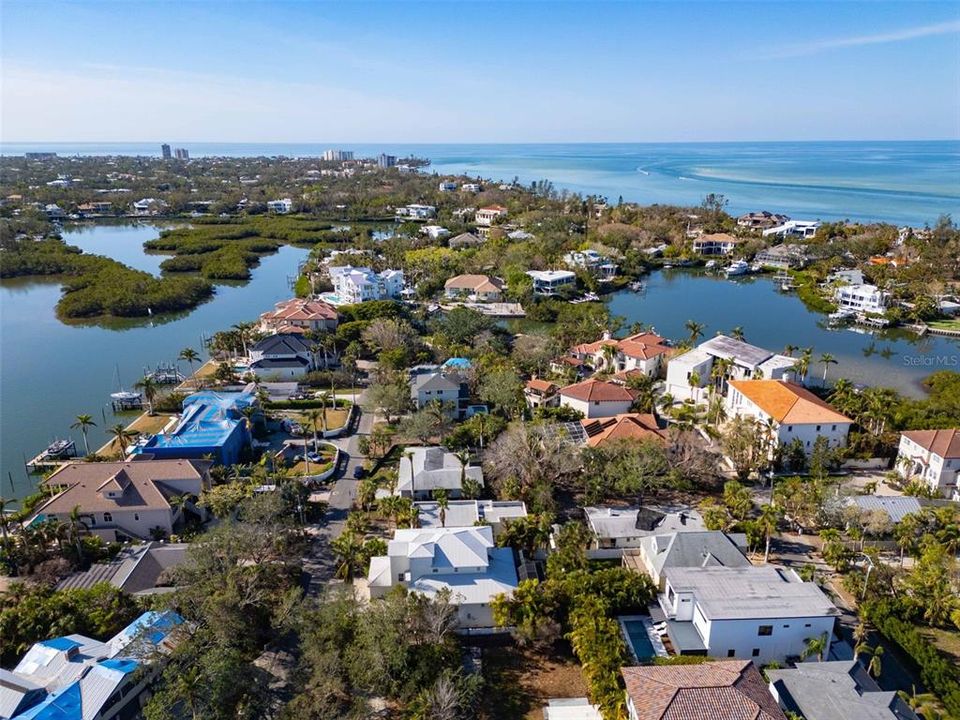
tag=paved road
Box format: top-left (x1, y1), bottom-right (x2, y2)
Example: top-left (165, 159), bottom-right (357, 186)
top-left (302, 393), bottom-right (372, 596)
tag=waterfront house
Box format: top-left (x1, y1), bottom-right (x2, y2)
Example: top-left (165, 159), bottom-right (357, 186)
top-left (834, 283), bottom-right (890, 315)
top-left (726, 380), bottom-right (852, 455)
top-left (580, 413), bottom-right (666, 448)
top-left (448, 231), bottom-right (484, 249)
top-left (415, 499), bottom-right (527, 537)
top-left (737, 211), bottom-right (790, 230)
top-left (524, 378), bottom-right (560, 409)
top-left (655, 565), bottom-right (839, 663)
top-left (329, 265), bottom-right (405, 303)
top-left (762, 220), bottom-right (821, 239)
top-left (133, 389), bottom-right (257, 465)
top-left (266, 198), bottom-right (293, 213)
top-left (258, 297), bottom-right (339, 334)
top-left (827, 268), bottom-right (865, 286)
top-left (396, 446), bottom-right (484, 500)
top-left (583, 505), bottom-right (705, 557)
top-left (421, 224), bottom-right (450, 239)
top-left (438, 181), bottom-right (458, 192)
top-left (395, 203), bottom-right (436, 220)
top-left (0, 611), bottom-right (183, 720)
top-left (443, 274), bottom-right (504, 302)
top-left (767, 660), bottom-right (920, 720)
top-left (36, 459), bottom-right (210, 542)
top-left (526, 270), bottom-right (577, 295)
top-left (461, 182), bottom-right (482, 193)
top-left (622, 661), bottom-right (787, 720)
top-left (692, 233), bottom-right (741, 256)
top-left (475, 205), bottom-right (508, 227)
top-left (665, 335), bottom-right (796, 403)
top-left (249, 332), bottom-right (333, 378)
top-left (366, 525), bottom-right (518, 628)
top-left (569, 330), bottom-right (671, 377)
top-left (754, 243), bottom-right (809, 269)
top-left (559, 378), bottom-right (634, 419)
top-left (623, 530), bottom-right (750, 589)
top-left (131, 198), bottom-right (167, 216)
top-left (562, 249), bottom-right (618, 280)
top-left (896, 429), bottom-right (960, 499)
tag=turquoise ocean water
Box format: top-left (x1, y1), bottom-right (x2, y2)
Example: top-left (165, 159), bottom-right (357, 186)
top-left (2, 141), bottom-right (958, 225)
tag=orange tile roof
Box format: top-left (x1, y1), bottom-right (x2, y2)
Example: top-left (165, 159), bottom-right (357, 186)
top-left (581, 413), bottom-right (666, 447)
top-left (902, 429), bottom-right (960, 458)
top-left (444, 274), bottom-right (504, 292)
top-left (621, 661), bottom-right (786, 720)
top-left (526, 379), bottom-right (558, 394)
top-left (728, 380), bottom-right (851, 424)
top-left (261, 298), bottom-right (338, 324)
top-left (572, 331), bottom-right (670, 360)
top-left (560, 378), bottom-right (634, 403)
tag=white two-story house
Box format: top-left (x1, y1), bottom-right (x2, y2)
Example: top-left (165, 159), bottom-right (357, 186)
top-left (834, 284), bottom-right (889, 315)
top-left (657, 565), bottom-right (839, 664)
top-left (366, 525), bottom-right (518, 628)
top-left (896, 429), bottom-right (960, 499)
top-left (329, 265), bottom-right (405, 303)
top-left (726, 379), bottom-right (852, 455)
top-left (569, 331), bottom-right (671, 377)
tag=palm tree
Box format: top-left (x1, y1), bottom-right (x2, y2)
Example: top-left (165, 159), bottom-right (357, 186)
top-left (134, 376), bottom-right (159, 415)
top-left (757, 503), bottom-right (781, 563)
top-left (65, 505), bottom-right (89, 564)
top-left (600, 343), bottom-right (618, 372)
top-left (70, 414), bottom-right (97, 456)
top-left (898, 686), bottom-right (946, 720)
top-left (819, 353), bottom-right (838, 386)
top-left (783, 344), bottom-right (798, 357)
top-left (305, 409), bottom-right (323, 447)
top-left (108, 423), bottom-right (136, 457)
top-left (232, 321), bottom-right (256, 358)
top-left (688, 371), bottom-right (702, 402)
top-left (856, 642), bottom-right (884, 678)
top-left (433, 488), bottom-right (450, 527)
top-left (331, 532), bottom-right (364, 580)
top-left (179, 347), bottom-right (201, 388)
top-left (801, 633), bottom-right (829, 662)
top-left (405, 450), bottom-right (416, 498)
top-left (685, 319), bottom-right (705, 344)
top-left (731, 326), bottom-right (746, 342)
top-left (0, 496), bottom-right (10, 546)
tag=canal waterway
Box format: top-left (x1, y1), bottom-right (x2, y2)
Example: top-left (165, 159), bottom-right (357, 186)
top-left (0, 223), bottom-right (309, 502)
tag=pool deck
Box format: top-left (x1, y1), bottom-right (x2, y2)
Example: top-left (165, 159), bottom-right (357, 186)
top-left (618, 615), bottom-right (668, 662)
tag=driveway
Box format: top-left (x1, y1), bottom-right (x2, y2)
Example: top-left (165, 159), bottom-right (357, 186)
top-left (301, 391), bottom-right (372, 596)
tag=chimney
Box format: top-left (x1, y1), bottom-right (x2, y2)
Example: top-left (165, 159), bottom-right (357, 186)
top-left (602, 330), bottom-right (612, 341)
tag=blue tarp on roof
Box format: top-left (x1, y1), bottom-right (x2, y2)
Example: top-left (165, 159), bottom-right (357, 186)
top-left (38, 638), bottom-right (81, 652)
top-left (16, 682), bottom-right (81, 720)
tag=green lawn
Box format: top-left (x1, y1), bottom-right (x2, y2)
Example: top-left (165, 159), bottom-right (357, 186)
top-left (928, 318), bottom-right (960, 332)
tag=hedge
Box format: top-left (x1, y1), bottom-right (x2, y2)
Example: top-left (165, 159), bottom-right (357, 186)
top-left (864, 601), bottom-right (960, 716)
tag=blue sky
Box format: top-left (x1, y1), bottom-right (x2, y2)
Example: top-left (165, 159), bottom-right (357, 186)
top-left (2, 1), bottom-right (958, 142)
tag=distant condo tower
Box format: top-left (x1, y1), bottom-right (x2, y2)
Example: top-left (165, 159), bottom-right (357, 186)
top-left (175, 147), bottom-right (190, 160)
top-left (161, 143), bottom-right (172, 159)
top-left (378, 153), bottom-right (396, 168)
top-left (322, 149), bottom-right (354, 162)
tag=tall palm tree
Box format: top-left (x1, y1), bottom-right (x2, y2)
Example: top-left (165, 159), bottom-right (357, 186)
top-left (305, 409), bottom-right (324, 446)
top-left (600, 343), bottom-right (618, 372)
top-left (179, 347), bottom-right (201, 388)
top-left (134, 376), bottom-right (159, 416)
top-left (65, 505), bottom-right (89, 564)
top-left (856, 643), bottom-right (884, 678)
top-left (405, 451), bottom-right (416, 498)
top-left (108, 423), bottom-right (136, 457)
top-left (731, 326), bottom-right (746, 342)
top-left (819, 353), bottom-right (838, 386)
top-left (232, 321), bottom-right (256, 358)
top-left (0, 496), bottom-right (9, 546)
top-left (433, 488), bottom-right (450, 528)
top-left (757, 503), bottom-right (781, 563)
top-left (70, 414), bottom-right (97, 456)
top-left (783, 344), bottom-right (798, 357)
top-left (685, 319), bottom-right (705, 344)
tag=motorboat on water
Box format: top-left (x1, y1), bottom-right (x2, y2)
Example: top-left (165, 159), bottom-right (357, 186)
top-left (724, 260), bottom-right (750, 277)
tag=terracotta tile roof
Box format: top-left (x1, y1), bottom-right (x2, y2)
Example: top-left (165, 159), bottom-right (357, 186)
top-left (902, 429), bottom-right (960, 459)
top-left (621, 661), bottom-right (786, 720)
top-left (261, 298), bottom-right (338, 325)
top-left (571, 332), bottom-right (670, 361)
top-left (729, 380), bottom-right (851, 425)
top-left (39, 460), bottom-right (209, 515)
top-left (572, 338), bottom-right (619, 355)
top-left (526, 379), bottom-right (559, 394)
top-left (555, 356), bottom-right (586, 367)
top-left (444, 274), bottom-right (504, 293)
top-left (581, 413), bottom-right (666, 447)
top-left (560, 378), bottom-right (634, 403)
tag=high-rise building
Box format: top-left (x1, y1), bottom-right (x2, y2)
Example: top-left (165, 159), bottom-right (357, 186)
top-left (161, 143), bottom-right (172, 159)
top-left (378, 153), bottom-right (396, 168)
top-left (175, 147), bottom-right (190, 160)
top-left (322, 149), bottom-right (354, 162)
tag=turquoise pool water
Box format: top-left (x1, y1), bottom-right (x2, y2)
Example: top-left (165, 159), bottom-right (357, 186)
top-left (623, 619), bottom-right (656, 660)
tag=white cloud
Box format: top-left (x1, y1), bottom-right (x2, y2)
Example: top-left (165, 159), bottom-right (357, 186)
top-left (763, 19), bottom-right (960, 58)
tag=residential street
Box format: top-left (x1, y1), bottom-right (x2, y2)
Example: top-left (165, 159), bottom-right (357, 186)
top-left (302, 391), bottom-right (372, 596)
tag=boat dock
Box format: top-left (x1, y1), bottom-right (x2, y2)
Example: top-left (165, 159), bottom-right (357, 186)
top-left (26, 439), bottom-right (78, 473)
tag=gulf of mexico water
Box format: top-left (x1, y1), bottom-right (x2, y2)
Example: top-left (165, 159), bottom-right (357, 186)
top-left (2, 141), bottom-right (958, 226)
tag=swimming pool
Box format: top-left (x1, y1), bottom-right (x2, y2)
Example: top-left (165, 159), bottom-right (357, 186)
top-left (619, 616), bottom-right (667, 662)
